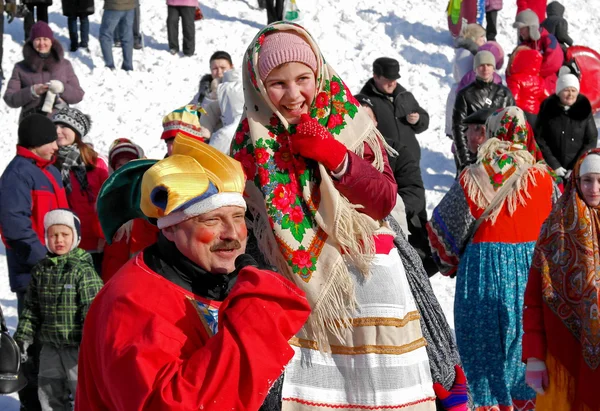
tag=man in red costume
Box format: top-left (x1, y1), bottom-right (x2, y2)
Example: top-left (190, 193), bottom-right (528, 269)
top-left (75, 135), bottom-right (311, 411)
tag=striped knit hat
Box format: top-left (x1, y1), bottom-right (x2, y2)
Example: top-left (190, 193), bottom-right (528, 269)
top-left (52, 107), bottom-right (92, 138)
top-left (161, 105), bottom-right (210, 141)
top-left (108, 138), bottom-right (145, 170)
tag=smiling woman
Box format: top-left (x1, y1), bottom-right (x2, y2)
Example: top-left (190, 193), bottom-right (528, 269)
top-left (229, 22), bottom-right (461, 411)
top-left (522, 149), bottom-right (600, 410)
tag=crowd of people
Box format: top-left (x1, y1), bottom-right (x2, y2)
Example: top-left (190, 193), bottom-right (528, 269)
top-left (0, 1), bottom-right (598, 411)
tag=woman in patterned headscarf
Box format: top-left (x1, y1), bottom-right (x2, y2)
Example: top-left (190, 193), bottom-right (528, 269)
top-left (428, 106), bottom-right (555, 410)
top-left (232, 22), bottom-right (466, 411)
top-left (522, 148), bottom-right (600, 411)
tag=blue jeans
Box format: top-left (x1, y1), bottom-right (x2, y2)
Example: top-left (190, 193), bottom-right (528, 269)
top-left (99, 9), bottom-right (134, 71)
top-left (67, 15), bottom-right (90, 48)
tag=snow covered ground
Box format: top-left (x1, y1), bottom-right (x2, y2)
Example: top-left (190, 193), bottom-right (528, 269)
top-left (1, 0), bottom-right (599, 408)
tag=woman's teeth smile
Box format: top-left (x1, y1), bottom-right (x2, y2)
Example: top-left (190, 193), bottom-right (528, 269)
top-left (284, 103), bottom-right (303, 111)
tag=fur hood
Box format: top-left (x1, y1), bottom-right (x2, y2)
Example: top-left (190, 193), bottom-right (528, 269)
top-left (22, 39), bottom-right (65, 73)
top-left (545, 94), bottom-right (593, 121)
top-left (454, 37), bottom-right (479, 55)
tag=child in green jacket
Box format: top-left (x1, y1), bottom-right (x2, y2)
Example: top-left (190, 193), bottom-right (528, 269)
top-left (14, 208), bottom-right (103, 410)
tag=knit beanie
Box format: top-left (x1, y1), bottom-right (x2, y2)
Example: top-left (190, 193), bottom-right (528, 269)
top-left (513, 9), bottom-right (541, 41)
top-left (556, 73), bottom-right (580, 94)
top-left (52, 107), bottom-right (92, 138)
top-left (579, 154), bottom-right (600, 177)
top-left (473, 50), bottom-right (496, 69)
top-left (108, 138), bottom-right (145, 170)
top-left (18, 114), bottom-right (58, 148)
top-left (479, 41), bottom-right (504, 69)
top-left (29, 21), bottom-right (54, 41)
top-left (44, 208), bottom-right (81, 252)
top-left (258, 31), bottom-right (318, 81)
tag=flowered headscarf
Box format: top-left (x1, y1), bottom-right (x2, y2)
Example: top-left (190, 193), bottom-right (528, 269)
top-left (532, 148), bottom-right (600, 370)
top-left (231, 23), bottom-right (391, 347)
top-left (460, 107), bottom-right (551, 224)
top-left (485, 106), bottom-right (545, 162)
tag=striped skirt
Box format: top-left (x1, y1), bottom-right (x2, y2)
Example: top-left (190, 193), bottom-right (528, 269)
top-left (282, 248), bottom-right (436, 411)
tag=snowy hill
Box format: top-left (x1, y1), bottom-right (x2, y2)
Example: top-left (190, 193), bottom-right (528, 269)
top-left (1, 0), bottom-right (599, 408)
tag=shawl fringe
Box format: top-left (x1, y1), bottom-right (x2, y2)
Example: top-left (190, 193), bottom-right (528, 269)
top-left (463, 139), bottom-right (546, 224)
top-left (535, 352), bottom-right (596, 411)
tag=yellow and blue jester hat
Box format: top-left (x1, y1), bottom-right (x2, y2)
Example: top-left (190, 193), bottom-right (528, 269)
top-left (97, 134), bottom-right (246, 242)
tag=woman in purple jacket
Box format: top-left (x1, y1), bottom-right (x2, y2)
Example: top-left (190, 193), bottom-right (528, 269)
top-left (3, 21), bottom-right (84, 121)
top-left (166, 0), bottom-right (197, 56)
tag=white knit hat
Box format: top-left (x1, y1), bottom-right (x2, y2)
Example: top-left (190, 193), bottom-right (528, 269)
top-left (579, 154), bottom-right (600, 177)
top-left (44, 209), bottom-right (81, 252)
top-left (556, 74), bottom-right (580, 95)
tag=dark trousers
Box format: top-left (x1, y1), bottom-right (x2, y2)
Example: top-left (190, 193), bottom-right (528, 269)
top-left (0, 12), bottom-right (4, 72)
top-left (265, 0), bottom-right (284, 24)
top-left (166, 6), bottom-right (196, 56)
top-left (24, 5), bottom-right (49, 41)
top-left (17, 291), bottom-right (42, 411)
top-left (67, 15), bottom-right (90, 48)
top-left (485, 10), bottom-right (498, 41)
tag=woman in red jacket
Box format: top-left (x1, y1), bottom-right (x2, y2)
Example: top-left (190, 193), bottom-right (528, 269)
top-left (507, 46), bottom-right (548, 127)
top-left (523, 148), bottom-right (600, 410)
top-left (52, 107), bottom-right (108, 273)
top-left (101, 138), bottom-right (159, 282)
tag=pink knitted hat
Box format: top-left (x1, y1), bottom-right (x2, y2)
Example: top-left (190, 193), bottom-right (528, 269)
top-left (258, 31), bottom-right (318, 81)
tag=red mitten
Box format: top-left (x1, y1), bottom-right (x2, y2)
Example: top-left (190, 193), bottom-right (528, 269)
top-left (433, 365), bottom-right (469, 411)
top-left (290, 114), bottom-right (348, 171)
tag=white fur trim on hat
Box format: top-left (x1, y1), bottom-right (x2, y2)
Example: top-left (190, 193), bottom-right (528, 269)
top-left (579, 154), bottom-right (600, 177)
top-left (556, 74), bottom-right (580, 95)
top-left (157, 192), bottom-right (247, 229)
top-left (44, 209), bottom-right (82, 252)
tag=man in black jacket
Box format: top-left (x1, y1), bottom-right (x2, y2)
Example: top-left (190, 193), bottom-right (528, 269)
top-left (452, 50), bottom-right (514, 171)
top-left (359, 57), bottom-right (429, 163)
top-left (356, 93), bottom-right (437, 276)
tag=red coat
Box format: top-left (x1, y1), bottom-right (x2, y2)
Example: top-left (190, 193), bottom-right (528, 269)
top-left (66, 157), bottom-right (108, 252)
top-left (334, 141), bottom-right (397, 221)
top-left (520, 27), bottom-right (564, 93)
top-left (75, 253), bottom-right (311, 411)
top-left (507, 48), bottom-right (548, 114)
top-left (516, 0), bottom-right (546, 22)
top-left (101, 218), bottom-right (159, 283)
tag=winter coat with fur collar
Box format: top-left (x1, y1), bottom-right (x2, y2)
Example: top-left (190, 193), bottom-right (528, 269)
top-left (3, 39), bottom-right (84, 120)
top-left (534, 94), bottom-right (598, 170)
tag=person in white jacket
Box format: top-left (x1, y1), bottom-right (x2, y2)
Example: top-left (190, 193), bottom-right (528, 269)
top-left (202, 69), bottom-right (244, 154)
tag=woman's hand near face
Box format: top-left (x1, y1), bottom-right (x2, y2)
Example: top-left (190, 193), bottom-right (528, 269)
top-left (33, 83), bottom-right (49, 96)
top-left (291, 114), bottom-right (348, 171)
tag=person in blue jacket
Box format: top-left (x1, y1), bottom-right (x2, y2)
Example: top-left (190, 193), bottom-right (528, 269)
top-left (0, 113), bottom-right (68, 411)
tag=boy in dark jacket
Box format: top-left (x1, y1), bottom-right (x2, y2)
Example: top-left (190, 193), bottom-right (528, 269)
top-left (453, 51), bottom-right (515, 170)
top-left (0, 114), bottom-right (68, 411)
top-left (14, 208), bottom-right (103, 410)
top-left (541, 1), bottom-right (573, 53)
